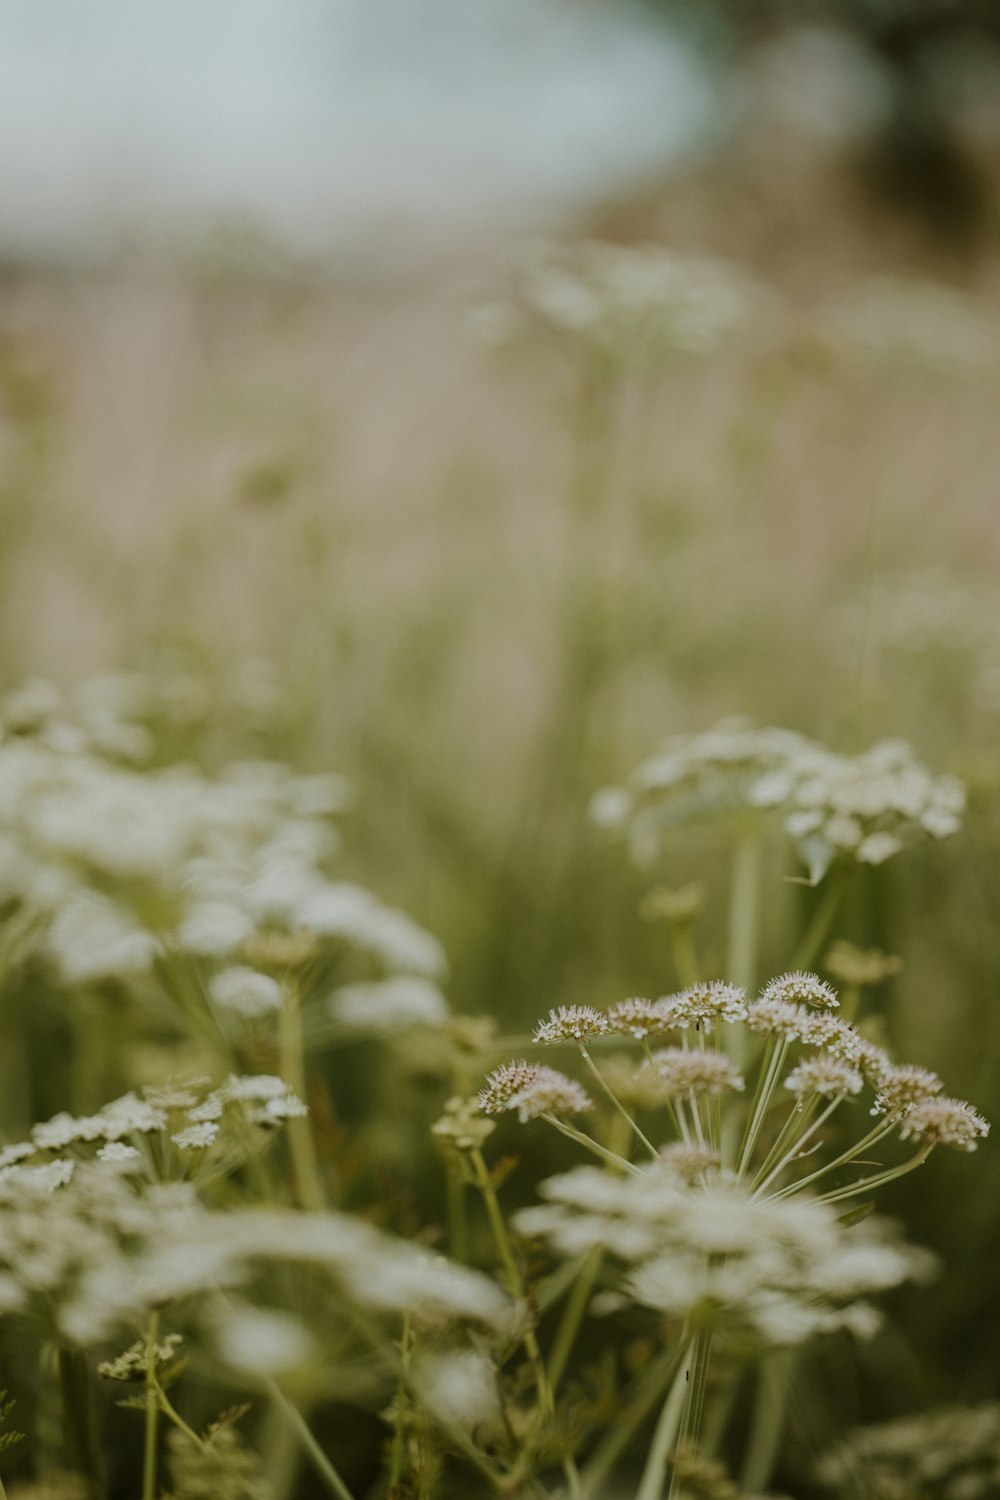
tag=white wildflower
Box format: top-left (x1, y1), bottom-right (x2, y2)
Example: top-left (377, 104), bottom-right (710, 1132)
top-left (872, 1064), bottom-right (944, 1116)
top-left (662, 981), bottom-right (747, 1031)
top-left (606, 996), bottom-right (675, 1039)
top-left (209, 966), bottom-right (283, 1017)
top-left (533, 1005), bottom-right (610, 1044)
top-left (648, 1048), bottom-right (745, 1097)
top-left (417, 1349), bottom-right (501, 1432)
top-left (785, 1055), bottom-right (863, 1100)
top-left (329, 976), bottom-right (449, 1031)
top-left (172, 1123), bottom-right (219, 1151)
top-left (47, 892), bottom-right (158, 983)
top-left (509, 1071), bottom-right (593, 1122)
top-left (214, 1304), bottom-right (312, 1375)
top-left (897, 1097), bottom-right (990, 1152)
top-left (96, 1143), bottom-right (142, 1167)
top-left (760, 972), bottom-right (838, 1010)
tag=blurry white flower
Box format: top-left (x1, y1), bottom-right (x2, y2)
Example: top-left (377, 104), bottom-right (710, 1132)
top-left (214, 1304), bottom-right (312, 1375)
top-left (210, 966), bottom-right (283, 1018)
top-left (47, 892), bottom-right (159, 983)
top-left (329, 976), bottom-right (448, 1032)
top-left (416, 1349), bottom-right (500, 1431)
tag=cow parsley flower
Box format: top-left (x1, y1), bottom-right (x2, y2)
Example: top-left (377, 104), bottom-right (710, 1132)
top-left (872, 1064), bottom-right (944, 1116)
top-left (509, 1072), bottom-right (593, 1122)
top-left (897, 1097), bottom-right (990, 1152)
top-left (479, 1062), bottom-right (592, 1121)
top-left (533, 1005), bottom-right (610, 1044)
top-left (606, 996), bottom-right (676, 1040)
top-left (760, 972), bottom-right (838, 1010)
top-left (596, 720), bottom-right (964, 883)
top-left (785, 1055), bottom-right (863, 1100)
top-left (662, 981), bottom-right (747, 1031)
top-left (648, 1049), bottom-right (745, 1097)
top-left (209, 967), bottom-right (283, 1018)
top-left (517, 1162), bottom-right (929, 1347)
top-left (329, 976), bottom-right (449, 1032)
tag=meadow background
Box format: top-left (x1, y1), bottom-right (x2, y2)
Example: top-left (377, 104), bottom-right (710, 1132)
top-left (1, 2), bottom-right (1000, 1495)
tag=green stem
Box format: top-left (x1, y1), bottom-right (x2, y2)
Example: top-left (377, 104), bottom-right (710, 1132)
top-left (765, 1118), bottom-right (899, 1201)
top-left (581, 1345), bottom-right (684, 1495)
top-left (635, 1335), bottom-right (694, 1500)
top-left (542, 1113), bottom-right (641, 1174)
top-left (736, 1038), bottom-right (788, 1178)
top-left (749, 1093), bottom-right (818, 1190)
top-left (279, 978), bottom-right (326, 1212)
top-left (669, 926), bottom-right (701, 990)
top-left (727, 830), bottom-right (763, 993)
top-left (58, 1346), bottom-right (105, 1500)
top-left (470, 1149), bottom-right (554, 1420)
top-left (740, 1351), bottom-right (792, 1493)
top-left (668, 1328), bottom-right (713, 1500)
top-left (154, 1379), bottom-right (207, 1453)
top-left (579, 1045), bottom-right (659, 1161)
top-left (793, 866), bottom-right (850, 971)
top-left (548, 1247), bottom-right (603, 1394)
top-left (387, 1313), bottom-right (411, 1495)
top-left (262, 1376), bottom-right (357, 1500)
top-left (752, 1093), bottom-right (844, 1196)
top-left (815, 1147), bottom-right (931, 1204)
top-left (142, 1313), bottom-right (160, 1500)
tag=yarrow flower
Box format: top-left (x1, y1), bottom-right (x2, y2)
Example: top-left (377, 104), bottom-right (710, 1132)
top-left (785, 1055), bottom-right (864, 1100)
top-left (745, 997), bottom-right (806, 1040)
top-left (872, 1064), bottom-right (944, 1117)
top-left (648, 1049), bottom-right (745, 1098)
top-left (509, 1071), bottom-right (594, 1123)
top-left (516, 1162), bottom-right (932, 1346)
top-left (897, 1097), bottom-right (989, 1152)
top-left (760, 972), bottom-right (838, 1010)
top-left (479, 1061), bottom-right (592, 1119)
top-left (477, 241), bottom-right (777, 367)
top-left (533, 1005), bottom-right (611, 1044)
top-left (797, 1012), bottom-right (864, 1064)
top-left (657, 1143), bottom-right (720, 1182)
top-left (661, 982), bottom-right (747, 1031)
top-left (595, 720), bottom-right (964, 883)
top-left (606, 997), bottom-right (676, 1040)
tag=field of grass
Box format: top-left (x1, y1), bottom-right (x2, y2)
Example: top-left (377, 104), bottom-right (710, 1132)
top-left (0, 221), bottom-right (997, 1498)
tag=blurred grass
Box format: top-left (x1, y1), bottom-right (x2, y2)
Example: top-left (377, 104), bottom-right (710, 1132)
top-left (1, 229), bottom-right (1000, 1465)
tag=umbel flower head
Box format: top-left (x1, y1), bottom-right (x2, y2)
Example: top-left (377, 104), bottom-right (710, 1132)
top-left (0, 673), bottom-right (446, 996)
top-left (515, 1162), bottom-right (934, 1347)
top-left (594, 719), bottom-right (965, 883)
top-left (479, 1063), bottom-right (592, 1122)
top-left (474, 240), bottom-right (778, 367)
top-left (533, 1006), bottom-right (611, 1044)
top-left (647, 1049), bottom-right (745, 1098)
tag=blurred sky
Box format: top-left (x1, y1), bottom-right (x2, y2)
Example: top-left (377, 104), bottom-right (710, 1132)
top-left (0, 0), bottom-right (713, 264)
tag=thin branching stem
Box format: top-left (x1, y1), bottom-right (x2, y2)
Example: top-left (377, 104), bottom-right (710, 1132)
top-left (578, 1045), bottom-right (660, 1160)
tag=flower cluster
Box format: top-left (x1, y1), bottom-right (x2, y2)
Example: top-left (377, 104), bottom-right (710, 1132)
top-left (0, 676), bottom-right (447, 1020)
top-left (0, 1073), bottom-right (307, 1184)
top-left (817, 1400), bottom-right (1000, 1499)
top-left (479, 1061), bottom-right (592, 1121)
top-left (481, 973), bottom-right (989, 1202)
top-left (0, 1157), bottom-right (511, 1347)
top-left (516, 1161), bottom-right (933, 1347)
top-left (594, 719), bottom-right (964, 881)
top-left (473, 240), bottom-right (777, 366)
